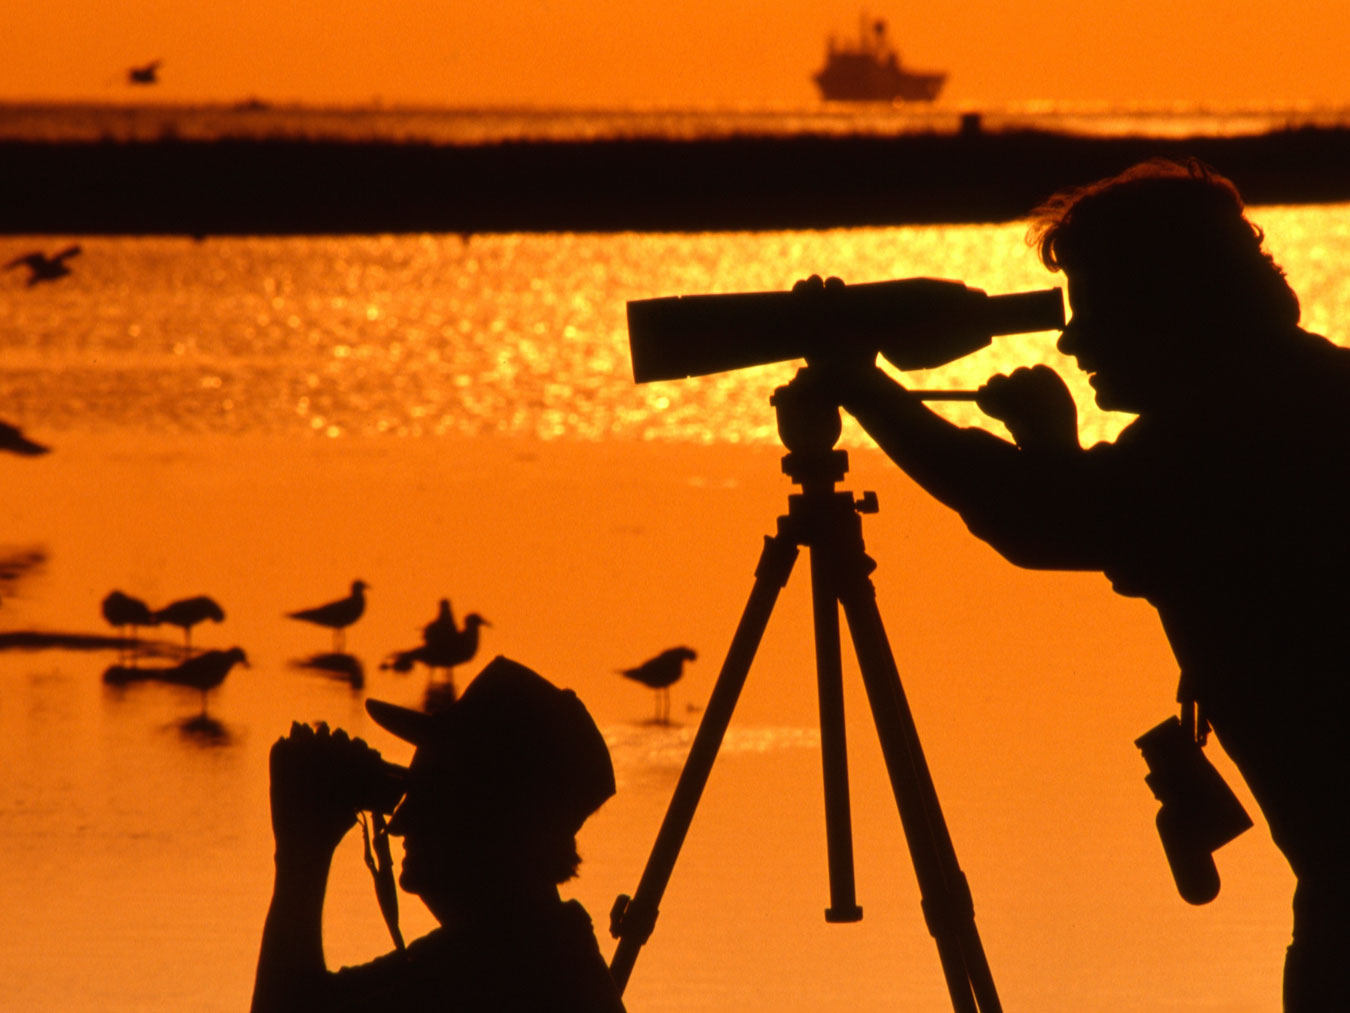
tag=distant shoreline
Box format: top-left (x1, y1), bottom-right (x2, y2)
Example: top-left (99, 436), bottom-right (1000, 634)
top-left (4, 125), bottom-right (1350, 235)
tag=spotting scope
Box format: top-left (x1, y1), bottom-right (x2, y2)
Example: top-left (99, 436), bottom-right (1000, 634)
top-left (628, 277), bottom-right (1064, 383)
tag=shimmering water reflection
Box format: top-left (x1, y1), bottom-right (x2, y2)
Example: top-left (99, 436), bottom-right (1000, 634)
top-left (6, 209), bottom-right (1348, 450)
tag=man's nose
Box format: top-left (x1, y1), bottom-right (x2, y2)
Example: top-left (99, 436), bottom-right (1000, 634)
top-left (386, 798), bottom-right (410, 836)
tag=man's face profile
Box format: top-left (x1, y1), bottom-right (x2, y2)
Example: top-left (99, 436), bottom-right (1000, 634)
top-left (386, 750), bottom-right (470, 900)
top-left (1058, 267), bottom-right (1185, 414)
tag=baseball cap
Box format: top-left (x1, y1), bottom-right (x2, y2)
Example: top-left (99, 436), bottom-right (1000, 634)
top-left (366, 656), bottom-right (615, 834)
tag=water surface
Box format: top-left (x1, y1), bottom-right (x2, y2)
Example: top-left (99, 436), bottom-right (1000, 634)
top-left (3, 209), bottom-right (1346, 1009)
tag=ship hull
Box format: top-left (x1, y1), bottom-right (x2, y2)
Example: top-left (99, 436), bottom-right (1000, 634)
top-left (813, 59), bottom-right (945, 102)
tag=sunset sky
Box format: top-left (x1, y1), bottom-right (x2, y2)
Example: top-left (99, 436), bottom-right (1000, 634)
top-left (2, 0), bottom-right (1346, 108)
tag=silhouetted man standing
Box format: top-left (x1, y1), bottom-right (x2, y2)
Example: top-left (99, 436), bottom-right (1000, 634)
top-left (825, 158), bottom-right (1349, 1009)
top-left (251, 655), bottom-right (626, 1012)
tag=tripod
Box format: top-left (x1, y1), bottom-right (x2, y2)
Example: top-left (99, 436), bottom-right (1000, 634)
top-left (608, 365), bottom-right (1002, 1012)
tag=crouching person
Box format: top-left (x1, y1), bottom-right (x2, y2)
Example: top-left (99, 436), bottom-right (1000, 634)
top-left (251, 655), bottom-right (626, 1012)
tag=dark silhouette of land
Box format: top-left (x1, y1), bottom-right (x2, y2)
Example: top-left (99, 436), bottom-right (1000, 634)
top-left (0, 630), bottom-right (128, 652)
top-left (5, 127), bottom-right (1350, 234)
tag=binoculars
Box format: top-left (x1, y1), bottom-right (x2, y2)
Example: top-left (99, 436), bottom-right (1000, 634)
top-left (1136, 716), bottom-right (1252, 905)
top-left (351, 755), bottom-right (409, 816)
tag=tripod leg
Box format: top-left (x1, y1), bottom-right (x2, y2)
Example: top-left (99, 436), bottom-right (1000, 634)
top-left (609, 531), bottom-right (799, 994)
top-left (837, 561), bottom-right (1002, 1013)
top-left (808, 543), bottom-right (863, 923)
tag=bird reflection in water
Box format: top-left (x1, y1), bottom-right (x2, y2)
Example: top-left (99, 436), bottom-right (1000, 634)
top-left (103, 646), bottom-right (249, 728)
top-left (290, 651), bottom-right (365, 690)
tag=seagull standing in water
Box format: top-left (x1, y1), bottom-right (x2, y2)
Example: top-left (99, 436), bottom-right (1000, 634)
top-left (153, 595), bottom-right (225, 657)
top-left (167, 647), bottom-right (248, 719)
top-left (421, 598), bottom-right (458, 647)
top-left (618, 646), bottom-right (697, 724)
top-left (384, 603), bottom-right (489, 681)
top-left (6, 245), bottom-right (82, 286)
top-left (101, 590), bottom-right (158, 662)
top-left (102, 646), bottom-right (247, 719)
top-left (287, 579), bottom-right (368, 652)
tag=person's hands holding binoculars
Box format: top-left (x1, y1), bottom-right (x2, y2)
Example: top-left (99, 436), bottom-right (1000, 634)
top-left (976, 365), bottom-right (1080, 452)
top-left (268, 721), bottom-right (390, 861)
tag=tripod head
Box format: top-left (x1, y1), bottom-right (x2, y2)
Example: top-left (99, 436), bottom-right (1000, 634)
top-left (770, 365), bottom-right (854, 491)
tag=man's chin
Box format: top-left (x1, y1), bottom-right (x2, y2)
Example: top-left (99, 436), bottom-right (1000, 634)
top-left (398, 861), bottom-right (422, 895)
top-left (1089, 379), bottom-right (1137, 414)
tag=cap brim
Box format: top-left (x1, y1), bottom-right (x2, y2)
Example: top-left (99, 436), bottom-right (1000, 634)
top-left (366, 697), bottom-right (437, 746)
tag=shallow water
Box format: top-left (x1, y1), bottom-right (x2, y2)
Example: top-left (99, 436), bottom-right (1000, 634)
top-left (3, 210), bottom-right (1346, 1009)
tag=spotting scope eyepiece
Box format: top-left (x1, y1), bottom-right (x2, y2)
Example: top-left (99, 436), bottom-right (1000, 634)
top-left (627, 277), bottom-right (1064, 383)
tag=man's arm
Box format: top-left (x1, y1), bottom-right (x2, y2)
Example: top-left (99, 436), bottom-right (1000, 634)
top-left (250, 724), bottom-right (373, 1012)
top-left (836, 362), bottom-right (1108, 571)
top-left (251, 848), bottom-right (334, 1012)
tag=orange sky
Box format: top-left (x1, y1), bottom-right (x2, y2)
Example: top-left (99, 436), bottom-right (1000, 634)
top-left (2, 0), bottom-right (1347, 108)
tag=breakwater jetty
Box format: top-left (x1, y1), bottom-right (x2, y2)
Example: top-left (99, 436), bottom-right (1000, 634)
top-left (5, 124), bottom-right (1350, 235)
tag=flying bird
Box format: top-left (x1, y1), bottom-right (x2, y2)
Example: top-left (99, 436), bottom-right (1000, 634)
top-left (6, 245), bottom-right (82, 286)
top-left (287, 579), bottom-right (368, 652)
top-left (618, 646), bottom-right (697, 724)
top-left (128, 60), bottom-right (162, 85)
top-left (0, 420), bottom-right (50, 456)
top-left (153, 595), bottom-right (225, 656)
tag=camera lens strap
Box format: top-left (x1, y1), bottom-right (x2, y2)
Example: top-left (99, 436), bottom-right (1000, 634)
top-left (358, 810), bottom-right (406, 955)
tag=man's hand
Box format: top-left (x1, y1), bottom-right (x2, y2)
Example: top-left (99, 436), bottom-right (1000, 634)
top-left (793, 274), bottom-right (888, 398)
top-left (976, 365), bottom-right (1080, 451)
top-left (268, 722), bottom-right (383, 861)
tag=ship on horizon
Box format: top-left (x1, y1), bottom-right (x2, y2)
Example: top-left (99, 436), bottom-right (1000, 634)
top-left (813, 16), bottom-right (946, 103)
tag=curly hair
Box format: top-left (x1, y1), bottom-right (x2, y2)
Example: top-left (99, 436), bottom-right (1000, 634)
top-left (1027, 158), bottom-right (1300, 328)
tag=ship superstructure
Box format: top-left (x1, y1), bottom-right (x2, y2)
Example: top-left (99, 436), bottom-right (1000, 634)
top-left (813, 15), bottom-right (946, 102)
